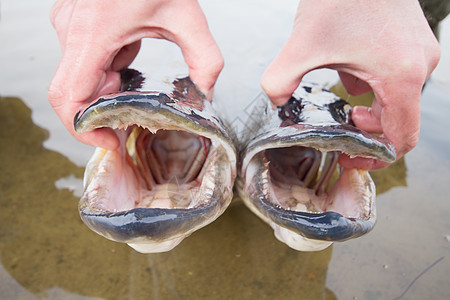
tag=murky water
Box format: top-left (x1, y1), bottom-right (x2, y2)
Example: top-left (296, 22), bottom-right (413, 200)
top-left (1, 1), bottom-right (449, 299)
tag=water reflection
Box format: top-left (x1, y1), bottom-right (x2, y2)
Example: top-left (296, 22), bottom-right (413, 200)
top-left (0, 97), bottom-right (341, 299)
top-left (1, 89), bottom-right (415, 299)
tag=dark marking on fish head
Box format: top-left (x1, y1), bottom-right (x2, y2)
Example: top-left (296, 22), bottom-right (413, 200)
top-left (120, 68), bottom-right (145, 92)
top-left (327, 98), bottom-right (353, 125)
top-left (277, 96), bottom-right (305, 124)
top-left (303, 86), bottom-right (312, 93)
top-left (171, 77), bottom-right (206, 110)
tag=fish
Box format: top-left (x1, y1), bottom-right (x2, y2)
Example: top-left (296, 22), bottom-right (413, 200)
top-left (74, 69), bottom-right (236, 253)
top-left (236, 83), bottom-right (396, 251)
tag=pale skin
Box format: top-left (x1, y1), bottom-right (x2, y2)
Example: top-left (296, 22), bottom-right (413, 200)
top-left (261, 0), bottom-right (441, 170)
top-left (49, 0), bottom-right (441, 170)
top-left (49, 0), bottom-right (224, 150)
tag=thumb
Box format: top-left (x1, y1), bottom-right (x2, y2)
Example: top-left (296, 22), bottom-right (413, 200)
top-left (261, 31), bottom-right (322, 106)
top-left (48, 30), bottom-right (122, 149)
top-left (168, 3), bottom-right (224, 100)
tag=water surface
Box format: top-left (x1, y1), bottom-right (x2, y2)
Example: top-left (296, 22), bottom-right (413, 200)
top-left (1, 1), bottom-right (449, 299)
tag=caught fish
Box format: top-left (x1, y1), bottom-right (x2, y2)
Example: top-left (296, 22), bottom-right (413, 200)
top-left (237, 83), bottom-right (396, 251)
top-left (75, 70), bottom-right (236, 253)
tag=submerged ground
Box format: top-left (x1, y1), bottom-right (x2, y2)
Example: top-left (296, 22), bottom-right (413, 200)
top-left (1, 1), bottom-right (449, 299)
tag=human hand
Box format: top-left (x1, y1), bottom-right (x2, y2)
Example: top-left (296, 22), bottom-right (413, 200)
top-left (261, 0), bottom-right (440, 170)
top-left (49, 0), bottom-right (223, 149)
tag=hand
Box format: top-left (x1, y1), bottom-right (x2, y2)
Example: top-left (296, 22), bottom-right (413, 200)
top-left (49, 0), bottom-right (223, 149)
top-left (261, 0), bottom-right (440, 170)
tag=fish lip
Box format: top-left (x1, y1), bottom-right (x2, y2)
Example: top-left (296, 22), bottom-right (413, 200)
top-left (253, 193), bottom-right (375, 241)
top-left (78, 200), bottom-right (223, 244)
top-left (240, 155), bottom-right (376, 242)
top-left (75, 92), bottom-right (221, 135)
top-left (74, 91), bottom-right (236, 169)
top-left (239, 123), bottom-right (393, 241)
top-left (242, 123), bottom-right (396, 171)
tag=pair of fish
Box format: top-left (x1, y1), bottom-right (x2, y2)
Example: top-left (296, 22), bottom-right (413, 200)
top-left (75, 69), bottom-right (395, 253)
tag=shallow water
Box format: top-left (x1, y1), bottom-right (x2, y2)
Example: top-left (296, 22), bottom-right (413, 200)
top-left (1, 1), bottom-right (449, 299)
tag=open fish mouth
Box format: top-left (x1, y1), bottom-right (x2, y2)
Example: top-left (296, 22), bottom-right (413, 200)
top-left (238, 84), bottom-right (396, 251)
top-left (75, 73), bottom-right (236, 253)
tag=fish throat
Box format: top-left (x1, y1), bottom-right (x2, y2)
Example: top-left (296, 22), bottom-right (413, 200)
top-left (130, 128), bottom-right (209, 186)
top-left (264, 147), bottom-right (338, 211)
top-left (249, 145), bottom-right (374, 221)
top-left (90, 126), bottom-right (220, 213)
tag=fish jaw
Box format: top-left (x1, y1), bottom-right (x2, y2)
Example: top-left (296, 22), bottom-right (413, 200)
top-left (79, 139), bottom-right (234, 253)
top-left (238, 153), bottom-right (376, 252)
top-left (75, 80), bottom-right (236, 253)
top-left (237, 83), bottom-right (394, 251)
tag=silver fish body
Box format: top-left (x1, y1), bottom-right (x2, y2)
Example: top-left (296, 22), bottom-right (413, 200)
top-left (237, 83), bottom-right (396, 251)
top-left (75, 71), bottom-right (236, 253)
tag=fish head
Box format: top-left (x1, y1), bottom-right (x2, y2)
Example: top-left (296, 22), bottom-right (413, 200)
top-left (239, 83), bottom-right (396, 251)
top-left (75, 71), bottom-right (236, 253)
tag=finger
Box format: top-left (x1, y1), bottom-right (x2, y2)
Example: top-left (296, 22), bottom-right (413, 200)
top-left (50, 0), bottom-right (75, 51)
top-left (338, 71), bottom-right (372, 96)
top-left (75, 128), bottom-right (119, 150)
top-left (351, 105), bottom-right (383, 134)
top-left (48, 5), bottom-right (126, 148)
top-left (50, 0), bottom-right (65, 27)
top-left (261, 40), bottom-right (307, 106)
top-left (49, 35), bottom-right (119, 106)
top-left (111, 41), bottom-right (142, 71)
top-left (338, 154), bottom-right (389, 170)
top-left (343, 83), bottom-right (421, 170)
top-left (181, 36), bottom-right (223, 100)
top-left (165, 2), bottom-right (223, 99)
top-left (260, 29), bottom-right (324, 106)
top-left (49, 70), bottom-right (121, 150)
top-left (339, 99), bottom-right (388, 170)
top-left (376, 88), bottom-right (421, 159)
